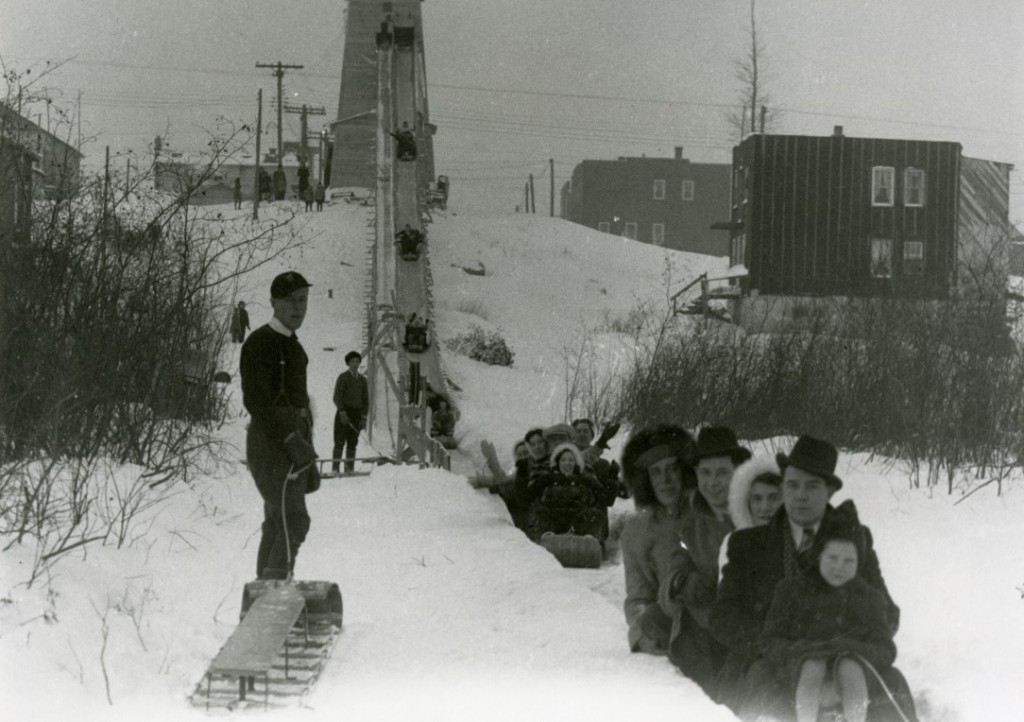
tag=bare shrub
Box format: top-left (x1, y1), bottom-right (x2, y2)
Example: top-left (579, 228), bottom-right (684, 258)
top-left (619, 281), bottom-right (1024, 495)
top-left (0, 68), bottom-right (303, 582)
top-left (445, 325), bottom-right (515, 367)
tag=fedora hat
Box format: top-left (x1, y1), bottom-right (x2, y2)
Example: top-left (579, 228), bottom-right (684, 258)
top-left (776, 435), bottom-right (843, 490)
top-left (694, 426), bottom-right (752, 464)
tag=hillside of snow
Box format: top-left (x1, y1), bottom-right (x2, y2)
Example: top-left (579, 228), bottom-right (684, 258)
top-left (2, 196), bottom-right (1023, 722)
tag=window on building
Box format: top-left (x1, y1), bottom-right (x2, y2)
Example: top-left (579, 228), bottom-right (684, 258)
top-left (870, 238), bottom-right (894, 278)
top-left (903, 240), bottom-right (925, 276)
top-left (597, 222), bottom-right (610, 233)
top-left (652, 223), bottom-right (665, 245)
top-left (904, 168), bottom-right (926, 207)
top-left (624, 222), bottom-right (637, 240)
top-left (731, 233), bottom-right (747, 267)
top-left (872, 166), bottom-right (895, 206)
top-left (682, 179), bottom-right (695, 201)
top-left (653, 179), bottom-right (665, 200)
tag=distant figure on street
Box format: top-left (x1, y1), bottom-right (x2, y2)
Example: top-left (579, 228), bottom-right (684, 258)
top-left (273, 166), bottom-right (287, 201)
top-left (230, 301), bottom-right (250, 343)
top-left (233, 177), bottom-right (243, 209)
top-left (314, 181), bottom-right (326, 211)
top-left (297, 164), bottom-right (310, 196)
top-left (302, 185), bottom-right (314, 212)
top-left (258, 169), bottom-right (272, 202)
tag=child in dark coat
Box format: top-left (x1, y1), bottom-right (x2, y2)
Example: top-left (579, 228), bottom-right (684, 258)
top-left (760, 500), bottom-right (898, 722)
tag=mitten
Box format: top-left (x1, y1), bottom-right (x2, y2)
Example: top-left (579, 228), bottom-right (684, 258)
top-left (337, 410), bottom-right (350, 426)
top-left (595, 421), bottom-right (621, 449)
top-left (284, 431), bottom-right (317, 470)
top-left (305, 464), bottom-right (322, 494)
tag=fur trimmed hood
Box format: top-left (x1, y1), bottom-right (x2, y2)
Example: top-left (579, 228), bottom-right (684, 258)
top-left (728, 454), bottom-right (782, 530)
top-left (549, 442), bottom-right (585, 472)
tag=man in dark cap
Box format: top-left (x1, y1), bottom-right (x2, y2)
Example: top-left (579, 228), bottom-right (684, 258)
top-left (240, 271), bottom-right (319, 580)
top-left (709, 435), bottom-right (913, 719)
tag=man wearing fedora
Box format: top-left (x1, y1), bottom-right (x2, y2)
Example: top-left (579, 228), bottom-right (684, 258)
top-left (240, 271), bottom-right (320, 581)
top-left (655, 426), bottom-right (752, 694)
top-left (709, 435), bottom-right (914, 719)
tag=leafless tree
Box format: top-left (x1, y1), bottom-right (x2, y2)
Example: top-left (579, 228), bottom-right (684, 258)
top-left (726, 0), bottom-right (780, 139)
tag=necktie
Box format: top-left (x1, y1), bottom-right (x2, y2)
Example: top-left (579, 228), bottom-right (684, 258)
top-left (798, 527), bottom-right (815, 553)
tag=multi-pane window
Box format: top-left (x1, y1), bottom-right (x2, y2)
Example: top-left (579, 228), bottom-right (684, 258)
top-left (903, 240), bottom-right (925, 276)
top-left (682, 179), bottom-right (695, 201)
top-left (624, 222), bottom-right (637, 240)
top-left (731, 233), bottom-right (747, 267)
top-left (904, 169), bottom-right (926, 207)
top-left (652, 223), bottom-right (665, 246)
top-left (872, 166), bottom-right (895, 206)
top-left (653, 179), bottom-right (665, 200)
top-left (597, 222), bottom-right (610, 233)
top-left (870, 238), bottom-right (893, 278)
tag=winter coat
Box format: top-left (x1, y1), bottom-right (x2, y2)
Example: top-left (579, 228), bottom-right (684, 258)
top-left (658, 492), bottom-right (734, 629)
top-left (529, 459), bottom-right (597, 510)
top-left (526, 443), bottom-right (608, 541)
top-left (620, 506), bottom-right (681, 653)
top-left (314, 184), bottom-right (325, 202)
top-left (761, 572), bottom-right (897, 692)
top-left (709, 506), bottom-right (901, 713)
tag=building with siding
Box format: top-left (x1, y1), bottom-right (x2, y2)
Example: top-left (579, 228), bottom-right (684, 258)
top-left (717, 128), bottom-right (1013, 331)
top-left (0, 103), bottom-right (81, 200)
top-left (561, 147), bottom-right (731, 256)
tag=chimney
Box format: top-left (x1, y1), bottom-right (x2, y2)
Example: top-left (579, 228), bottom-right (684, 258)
top-left (833, 125), bottom-right (844, 137)
top-left (674, 146), bottom-right (683, 160)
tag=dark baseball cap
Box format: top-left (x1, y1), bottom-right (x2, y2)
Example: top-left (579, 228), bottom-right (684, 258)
top-left (270, 271), bottom-right (312, 299)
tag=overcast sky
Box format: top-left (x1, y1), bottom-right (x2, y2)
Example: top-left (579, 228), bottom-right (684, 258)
top-left (2, 0), bottom-right (1021, 217)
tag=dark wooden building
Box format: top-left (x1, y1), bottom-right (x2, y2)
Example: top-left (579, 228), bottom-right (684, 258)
top-left (562, 147), bottom-right (732, 256)
top-left (726, 128), bottom-right (962, 298)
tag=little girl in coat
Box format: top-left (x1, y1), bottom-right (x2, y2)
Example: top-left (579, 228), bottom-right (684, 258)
top-left (759, 500), bottom-right (899, 722)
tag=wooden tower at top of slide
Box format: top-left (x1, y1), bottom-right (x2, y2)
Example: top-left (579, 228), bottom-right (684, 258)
top-left (329, 0), bottom-right (435, 190)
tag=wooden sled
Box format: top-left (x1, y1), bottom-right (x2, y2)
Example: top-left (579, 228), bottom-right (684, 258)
top-left (317, 455), bottom-right (393, 478)
top-left (539, 533), bottom-right (603, 569)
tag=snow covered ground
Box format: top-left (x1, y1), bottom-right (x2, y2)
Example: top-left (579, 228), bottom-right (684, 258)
top-left (2, 196), bottom-right (1023, 722)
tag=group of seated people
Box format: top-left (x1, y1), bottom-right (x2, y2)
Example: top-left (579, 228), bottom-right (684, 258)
top-left (620, 424), bottom-right (917, 722)
top-left (390, 127), bottom-right (417, 160)
top-left (396, 223), bottom-right (426, 260)
top-left (475, 419), bottom-right (625, 548)
top-left (403, 313), bottom-right (430, 352)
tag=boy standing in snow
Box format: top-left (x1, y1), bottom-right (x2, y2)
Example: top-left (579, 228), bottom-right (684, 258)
top-left (240, 271), bottom-right (319, 580)
top-left (332, 351), bottom-right (369, 473)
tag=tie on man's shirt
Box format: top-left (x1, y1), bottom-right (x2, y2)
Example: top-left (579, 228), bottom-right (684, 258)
top-left (798, 526), bottom-right (815, 553)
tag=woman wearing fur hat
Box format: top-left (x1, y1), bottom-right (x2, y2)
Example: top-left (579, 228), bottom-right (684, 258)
top-left (525, 443), bottom-right (608, 544)
top-left (655, 425), bottom-right (751, 693)
top-left (760, 500), bottom-right (907, 722)
top-left (715, 454), bottom-right (784, 583)
top-left (618, 424), bottom-right (697, 655)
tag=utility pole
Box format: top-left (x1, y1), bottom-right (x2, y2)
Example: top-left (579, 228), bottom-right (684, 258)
top-left (524, 183), bottom-right (529, 213)
top-left (255, 61), bottom-right (303, 165)
top-left (528, 173), bottom-right (536, 214)
top-left (549, 158), bottom-right (554, 217)
top-left (284, 103), bottom-right (325, 188)
top-left (253, 89), bottom-right (262, 220)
